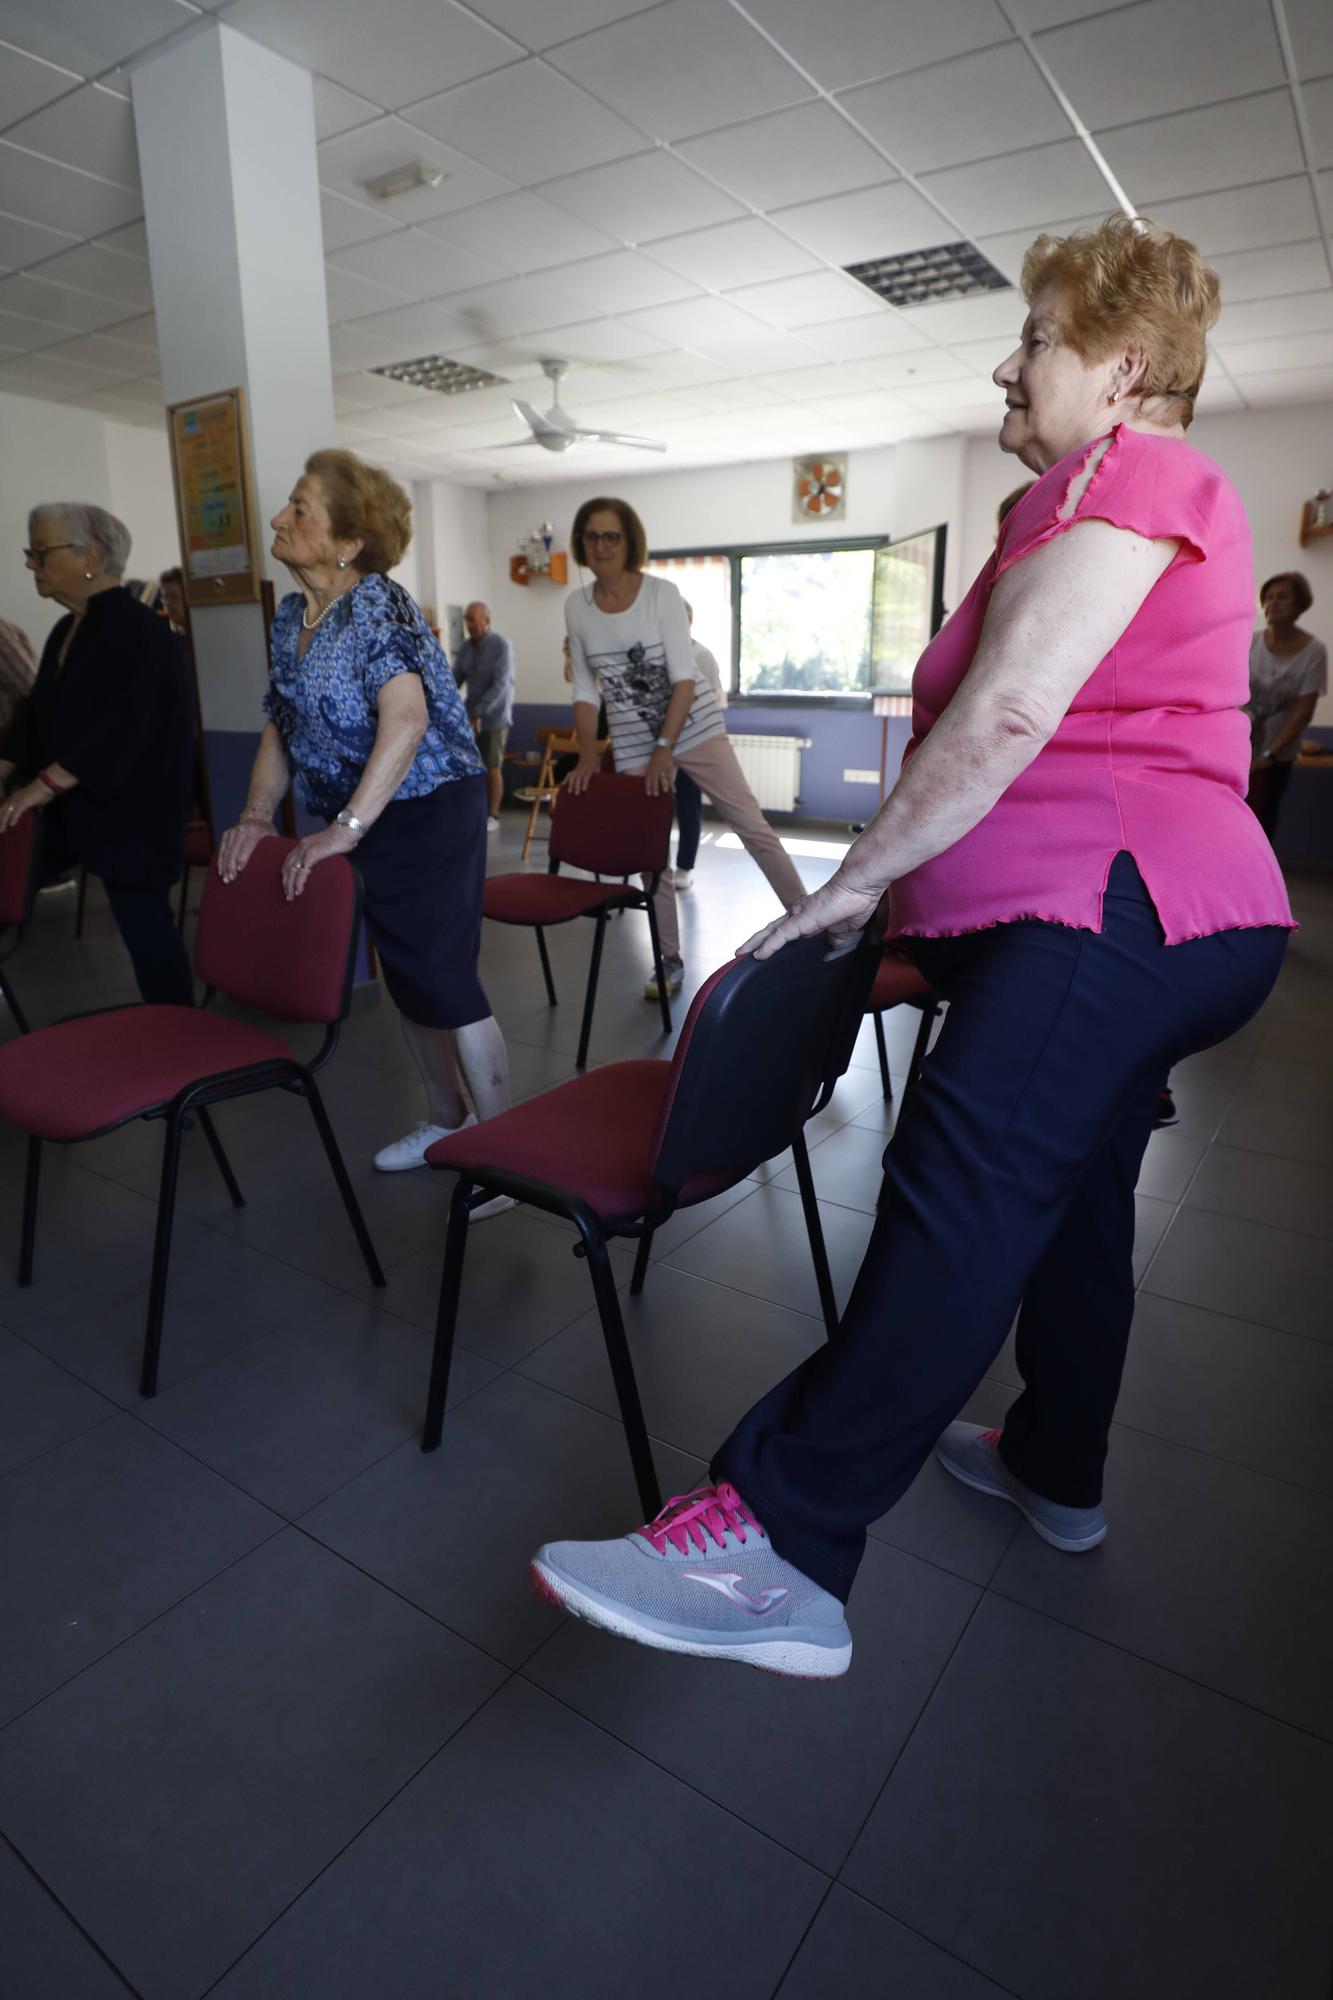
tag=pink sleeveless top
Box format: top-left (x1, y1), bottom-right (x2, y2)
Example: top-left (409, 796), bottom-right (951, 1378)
top-left (889, 424), bottom-right (1294, 946)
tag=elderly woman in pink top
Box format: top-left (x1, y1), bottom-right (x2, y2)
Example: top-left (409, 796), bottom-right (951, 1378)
top-left (532, 218), bottom-right (1292, 1679)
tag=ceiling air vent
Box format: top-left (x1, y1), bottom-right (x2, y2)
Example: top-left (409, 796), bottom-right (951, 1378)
top-left (371, 354), bottom-right (507, 396)
top-left (843, 241), bottom-right (1011, 309)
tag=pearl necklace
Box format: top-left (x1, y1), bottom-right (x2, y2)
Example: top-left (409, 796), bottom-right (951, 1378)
top-left (301, 596), bottom-right (340, 632)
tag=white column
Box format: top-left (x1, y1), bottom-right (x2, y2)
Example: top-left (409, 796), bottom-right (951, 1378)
top-left (132, 22), bottom-right (334, 820)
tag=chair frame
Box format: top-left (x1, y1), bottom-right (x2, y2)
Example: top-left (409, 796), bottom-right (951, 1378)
top-left (871, 990), bottom-right (940, 1103)
top-left (17, 859), bottom-right (385, 1399)
top-left (0, 813), bottom-right (41, 1035)
top-left (421, 929), bottom-right (882, 1519)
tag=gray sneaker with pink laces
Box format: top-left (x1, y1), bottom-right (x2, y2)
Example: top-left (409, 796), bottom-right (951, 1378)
top-left (934, 1422), bottom-right (1107, 1551)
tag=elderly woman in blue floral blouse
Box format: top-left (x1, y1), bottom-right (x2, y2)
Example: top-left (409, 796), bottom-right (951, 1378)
top-left (217, 450), bottom-right (511, 1195)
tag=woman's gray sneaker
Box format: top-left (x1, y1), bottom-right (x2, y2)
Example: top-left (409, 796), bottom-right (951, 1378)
top-left (935, 1423), bottom-right (1107, 1551)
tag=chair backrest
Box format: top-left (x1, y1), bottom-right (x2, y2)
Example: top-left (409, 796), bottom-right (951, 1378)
top-left (648, 923), bottom-right (885, 1194)
top-left (194, 836), bottom-right (362, 1024)
top-left (549, 770), bottom-right (673, 878)
top-left (0, 814), bottom-right (39, 931)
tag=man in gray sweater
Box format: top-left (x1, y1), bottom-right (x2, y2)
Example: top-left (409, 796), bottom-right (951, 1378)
top-left (453, 601), bottom-right (515, 830)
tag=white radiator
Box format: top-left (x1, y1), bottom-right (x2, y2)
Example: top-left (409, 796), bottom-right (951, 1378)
top-left (727, 734), bottom-right (809, 813)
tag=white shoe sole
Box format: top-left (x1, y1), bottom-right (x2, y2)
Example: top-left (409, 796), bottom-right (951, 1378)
top-left (935, 1445), bottom-right (1106, 1552)
top-left (530, 1561), bottom-right (851, 1678)
top-left (469, 1194), bottom-right (516, 1222)
top-left (374, 1152), bottom-right (431, 1173)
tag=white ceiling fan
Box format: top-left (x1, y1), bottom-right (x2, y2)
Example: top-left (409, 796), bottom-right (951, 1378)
top-left (508, 357), bottom-right (666, 454)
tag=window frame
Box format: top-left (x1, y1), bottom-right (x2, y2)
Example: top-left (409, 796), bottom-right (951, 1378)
top-left (650, 523), bottom-right (947, 709)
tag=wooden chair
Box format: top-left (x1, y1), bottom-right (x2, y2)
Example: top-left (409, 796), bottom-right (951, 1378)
top-left (512, 725), bottom-right (609, 860)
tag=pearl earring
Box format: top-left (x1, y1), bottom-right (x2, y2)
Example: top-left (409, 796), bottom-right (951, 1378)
top-left (1108, 390), bottom-right (1119, 405)
top-left (84, 570), bottom-right (94, 579)
top-left (337, 556), bottom-right (347, 569)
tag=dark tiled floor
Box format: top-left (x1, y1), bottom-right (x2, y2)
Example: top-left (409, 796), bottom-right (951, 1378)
top-left (1, 830), bottom-right (1331, 1999)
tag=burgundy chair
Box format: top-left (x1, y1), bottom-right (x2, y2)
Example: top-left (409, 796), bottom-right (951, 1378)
top-left (420, 922), bottom-right (883, 1517)
top-left (481, 770), bottom-right (676, 1069)
top-left (867, 951), bottom-right (940, 1103)
top-left (0, 837), bottom-right (385, 1398)
top-left (0, 813), bottom-right (40, 1035)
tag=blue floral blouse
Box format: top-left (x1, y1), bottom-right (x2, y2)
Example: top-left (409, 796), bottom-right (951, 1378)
top-left (263, 572), bottom-right (483, 819)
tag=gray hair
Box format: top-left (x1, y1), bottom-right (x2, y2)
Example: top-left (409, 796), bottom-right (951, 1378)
top-left (466, 599), bottom-right (491, 618)
top-left (29, 501), bottom-right (132, 579)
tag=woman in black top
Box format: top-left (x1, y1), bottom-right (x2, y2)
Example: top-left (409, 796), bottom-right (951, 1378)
top-left (0, 503), bottom-right (194, 1006)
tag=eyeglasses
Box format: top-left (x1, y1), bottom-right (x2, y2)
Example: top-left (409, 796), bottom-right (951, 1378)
top-left (583, 530), bottom-right (624, 548)
top-left (23, 544), bottom-right (78, 565)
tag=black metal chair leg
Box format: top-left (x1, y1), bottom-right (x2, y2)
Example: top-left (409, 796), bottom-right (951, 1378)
top-left (422, 1176), bottom-right (474, 1451)
top-left (73, 867), bottom-right (88, 940)
top-left (301, 1073), bottom-right (385, 1287)
top-left (871, 1007), bottom-right (892, 1102)
top-left (907, 998), bottom-right (939, 1088)
top-left (575, 911), bottom-right (608, 1071)
top-left (644, 894), bottom-right (673, 1037)
top-left (140, 1114), bottom-right (185, 1397)
top-left (583, 1223), bottom-right (661, 1518)
top-left (18, 1136), bottom-right (40, 1286)
top-left (176, 863), bottom-right (191, 932)
top-left (0, 969), bottom-right (29, 1036)
top-left (534, 926), bottom-right (557, 1007)
top-left (791, 1127), bottom-right (839, 1340)
top-left (197, 1107), bottom-right (245, 1207)
top-left (629, 1227), bottom-right (654, 1296)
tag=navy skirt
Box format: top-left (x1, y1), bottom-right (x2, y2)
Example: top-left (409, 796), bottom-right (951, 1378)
top-left (349, 776), bottom-right (491, 1030)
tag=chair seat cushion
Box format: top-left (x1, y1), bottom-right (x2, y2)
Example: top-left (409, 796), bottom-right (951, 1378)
top-left (0, 1006), bottom-right (296, 1140)
top-left (425, 1060), bottom-right (740, 1221)
top-left (867, 955), bottom-right (932, 1011)
top-left (483, 873), bottom-right (643, 926)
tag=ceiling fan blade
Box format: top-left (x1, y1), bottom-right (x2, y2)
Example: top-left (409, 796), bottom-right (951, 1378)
top-left (572, 425), bottom-right (668, 452)
top-left (512, 397), bottom-right (575, 439)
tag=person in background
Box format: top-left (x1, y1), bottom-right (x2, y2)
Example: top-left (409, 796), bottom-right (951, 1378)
top-left (534, 217), bottom-right (1291, 1678)
top-left (216, 450), bottom-right (512, 1200)
top-left (564, 497), bottom-right (805, 1000)
top-left (453, 600), bottom-right (515, 833)
top-left (996, 480), bottom-right (1035, 529)
top-left (671, 597), bottom-right (728, 892)
top-left (1245, 572), bottom-right (1326, 842)
top-left (0, 616), bottom-right (36, 740)
top-left (1, 503), bottom-right (194, 1004)
top-left (159, 566), bottom-right (188, 635)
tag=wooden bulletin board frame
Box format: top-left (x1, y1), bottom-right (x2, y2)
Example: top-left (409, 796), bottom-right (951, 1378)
top-left (166, 385), bottom-right (263, 606)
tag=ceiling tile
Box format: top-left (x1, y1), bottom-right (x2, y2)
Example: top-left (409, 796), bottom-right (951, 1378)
top-left (743, 0), bottom-right (1012, 92)
top-left (331, 373), bottom-right (442, 409)
top-left (312, 77), bottom-right (382, 143)
top-left (542, 250), bottom-right (700, 314)
top-left (918, 138), bottom-right (1112, 239)
top-left (1205, 242), bottom-right (1333, 305)
top-left (460, 317), bottom-right (671, 363)
top-left (677, 101), bottom-right (890, 212)
top-left (106, 311), bottom-right (156, 351)
top-left (320, 190), bottom-right (405, 253)
top-left (756, 361), bottom-right (875, 399)
top-left (647, 217), bottom-right (820, 289)
top-left (0, 141), bottom-right (142, 234)
top-left (1150, 177), bottom-right (1319, 257)
top-left (0, 305), bottom-right (78, 351)
top-left (330, 229), bottom-right (513, 297)
top-left (894, 288), bottom-right (1023, 344)
top-left (894, 373), bottom-right (1000, 412)
top-left (538, 151), bottom-right (745, 242)
top-left (403, 60), bottom-right (643, 184)
top-left (974, 212), bottom-right (1111, 284)
top-left (1282, 0), bottom-right (1333, 81)
top-left (324, 263), bottom-right (415, 322)
top-left (839, 43), bottom-right (1071, 174)
top-left (222, 0), bottom-right (523, 111)
top-left (946, 336), bottom-right (1013, 374)
top-left (797, 311), bottom-right (938, 361)
top-left (96, 219), bottom-right (149, 260)
top-left (39, 328), bottom-right (155, 374)
top-left (333, 300), bottom-right (477, 364)
top-left (0, 42), bottom-right (80, 125)
top-left (1213, 290), bottom-right (1333, 345)
top-left (857, 346), bottom-right (978, 387)
top-left (29, 241), bottom-right (154, 307)
top-left (1192, 374), bottom-right (1245, 410)
top-left (6, 82), bottom-right (140, 190)
top-left (0, 345), bottom-right (130, 392)
top-left (0, 212), bottom-right (79, 270)
top-left (1214, 330), bottom-right (1333, 374)
top-left (770, 182), bottom-right (952, 264)
top-left (1230, 365), bottom-right (1333, 405)
top-left (1098, 92), bottom-right (1303, 205)
top-left (619, 297), bottom-right (822, 368)
top-left (436, 274), bottom-right (591, 340)
top-left (1303, 75), bottom-right (1333, 172)
top-left (724, 269), bottom-right (886, 328)
top-left (418, 192), bottom-right (619, 272)
top-left (1005, 0), bottom-right (1114, 26)
top-left (547, 0), bottom-right (811, 143)
top-left (1034, 0), bottom-right (1285, 126)
top-left (0, 0), bottom-right (197, 76)
top-left (0, 270), bottom-right (137, 332)
top-left (319, 118), bottom-right (514, 221)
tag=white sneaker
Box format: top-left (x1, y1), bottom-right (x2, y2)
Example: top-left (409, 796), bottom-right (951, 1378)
top-left (468, 1192), bottom-right (517, 1222)
top-left (486, 815), bottom-right (501, 833)
top-left (644, 958), bottom-right (684, 1001)
top-left (373, 1114), bottom-right (475, 1173)
top-left (672, 867), bottom-right (693, 890)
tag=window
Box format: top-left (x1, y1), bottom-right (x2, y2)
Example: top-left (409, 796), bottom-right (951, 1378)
top-left (649, 526), bottom-right (943, 703)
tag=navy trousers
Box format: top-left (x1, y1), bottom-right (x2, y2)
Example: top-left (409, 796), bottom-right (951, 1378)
top-left (713, 855), bottom-right (1287, 1600)
top-left (675, 770), bottom-right (704, 871)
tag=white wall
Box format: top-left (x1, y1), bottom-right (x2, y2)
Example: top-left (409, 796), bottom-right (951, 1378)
top-left (475, 437), bottom-right (967, 705)
top-left (104, 421), bottom-right (179, 583)
top-left (411, 479), bottom-right (492, 645)
top-left (0, 392), bottom-right (115, 649)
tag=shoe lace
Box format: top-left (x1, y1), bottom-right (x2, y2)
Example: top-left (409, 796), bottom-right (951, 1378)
top-left (638, 1482), bottom-right (762, 1557)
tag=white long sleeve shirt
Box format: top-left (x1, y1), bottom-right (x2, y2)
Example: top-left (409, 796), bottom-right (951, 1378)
top-left (565, 573), bottom-right (724, 773)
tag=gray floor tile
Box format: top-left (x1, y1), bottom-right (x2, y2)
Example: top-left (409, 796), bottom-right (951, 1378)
top-left (0, 1415), bottom-right (277, 1728)
top-left (138, 1293), bottom-right (498, 1518)
top-left (1184, 1141), bottom-right (1333, 1238)
top-left (1131, 1193), bottom-right (1175, 1282)
top-left (211, 1678), bottom-right (826, 2000)
top-left (1131, 1118), bottom-right (1211, 1201)
top-left (1215, 1090), bottom-right (1333, 1168)
top-left (660, 1181), bottom-right (875, 1322)
top-left (868, 1381), bottom-right (1023, 1587)
top-left (519, 1262), bottom-right (825, 1462)
top-left (0, 1531), bottom-right (504, 2000)
top-left (1114, 1291), bottom-right (1333, 1495)
top-left (526, 1536), bottom-right (978, 1873)
top-left (1242, 1048), bottom-right (1333, 1110)
top-left (1142, 1204), bottom-right (1333, 1343)
top-left (0, 1840), bottom-right (131, 2000)
top-left (775, 1888), bottom-right (1011, 2000)
top-left (772, 1120), bottom-right (888, 1214)
top-left (841, 1595), bottom-right (1333, 2000)
top-left (303, 1370), bottom-right (703, 1669)
top-left (992, 1422), bottom-right (1333, 1739)
top-left (0, 1329), bottom-right (116, 1478)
